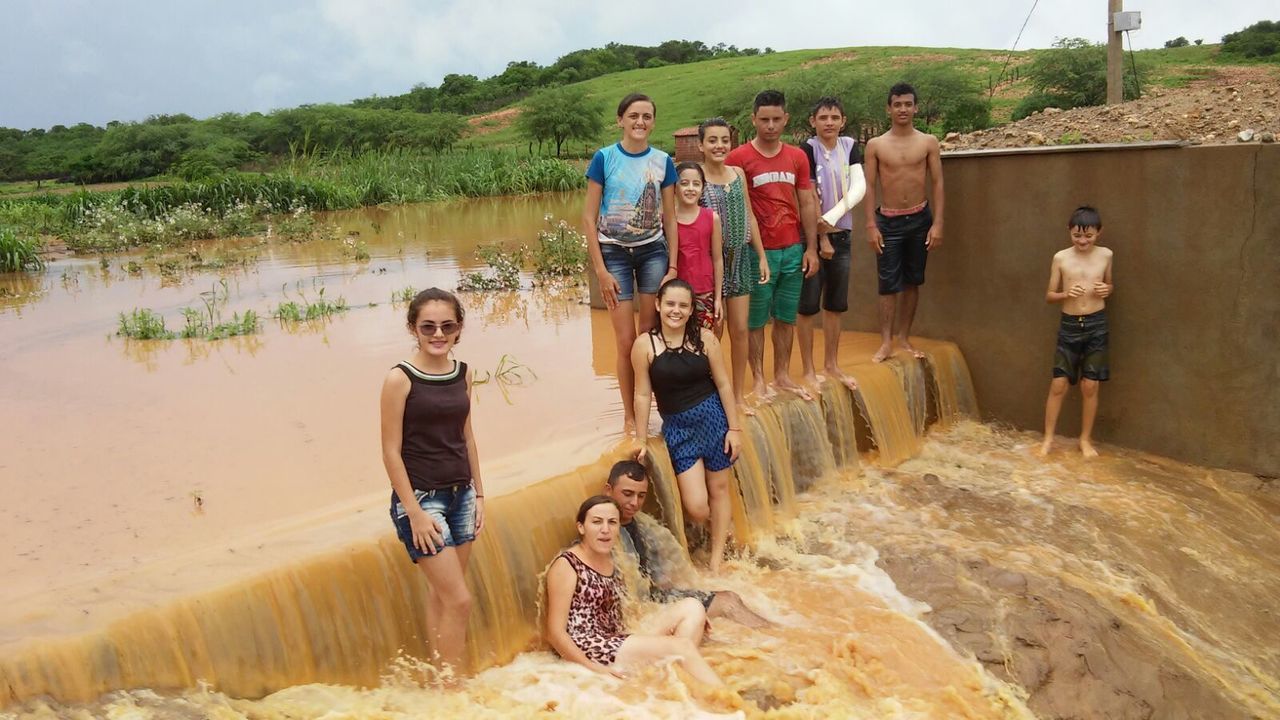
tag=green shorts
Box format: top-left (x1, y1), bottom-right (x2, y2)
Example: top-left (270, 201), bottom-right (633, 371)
top-left (749, 243), bottom-right (804, 329)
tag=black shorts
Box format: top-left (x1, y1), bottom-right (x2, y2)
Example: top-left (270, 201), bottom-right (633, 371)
top-left (875, 205), bottom-right (933, 295)
top-left (799, 230), bottom-right (853, 315)
top-left (1053, 310), bottom-right (1110, 384)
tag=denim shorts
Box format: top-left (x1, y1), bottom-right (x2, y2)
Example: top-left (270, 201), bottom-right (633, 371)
top-left (600, 238), bottom-right (669, 301)
top-left (390, 483), bottom-right (477, 562)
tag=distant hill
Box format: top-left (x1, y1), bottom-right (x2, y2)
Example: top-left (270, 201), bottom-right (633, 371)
top-left (463, 43), bottom-right (1240, 154)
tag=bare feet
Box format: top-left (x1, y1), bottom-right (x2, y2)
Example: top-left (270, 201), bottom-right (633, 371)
top-left (824, 365), bottom-right (858, 390)
top-left (1080, 438), bottom-right (1099, 458)
top-left (774, 376), bottom-right (814, 401)
top-left (899, 338), bottom-right (926, 359)
top-left (735, 395), bottom-right (757, 417)
top-left (801, 371), bottom-right (825, 396)
top-left (872, 341), bottom-right (894, 363)
top-left (1036, 437), bottom-right (1053, 457)
top-left (623, 419), bottom-right (637, 438)
top-left (746, 383), bottom-right (777, 406)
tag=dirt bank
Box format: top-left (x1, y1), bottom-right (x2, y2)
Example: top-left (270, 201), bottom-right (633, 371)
top-left (945, 66), bottom-right (1280, 150)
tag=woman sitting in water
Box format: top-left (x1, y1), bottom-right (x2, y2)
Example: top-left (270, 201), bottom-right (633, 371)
top-left (631, 279), bottom-right (742, 573)
top-left (380, 288), bottom-right (485, 677)
top-left (545, 496), bottom-right (724, 686)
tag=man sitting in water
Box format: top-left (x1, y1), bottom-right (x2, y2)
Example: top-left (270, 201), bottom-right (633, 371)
top-left (604, 460), bottom-right (770, 628)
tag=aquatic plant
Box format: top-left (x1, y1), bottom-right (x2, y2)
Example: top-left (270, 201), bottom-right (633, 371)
top-left (457, 243), bottom-right (526, 291)
top-left (117, 308), bottom-right (176, 340)
top-left (472, 354), bottom-right (538, 404)
top-left (529, 218), bottom-right (587, 279)
top-left (272, 285), bottom-right (349, 322)
top-left (391, 286), bottom-right (418, 304)
top-left (0, 227), bottom-right (45, 272)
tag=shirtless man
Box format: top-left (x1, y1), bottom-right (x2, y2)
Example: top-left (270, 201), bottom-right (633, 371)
top-left (1040, 206), bottom-right (1114, 458)
top-left (862, 82), bottom-right (946, 363)
top-left (603, 460), bottom-right (770, 628)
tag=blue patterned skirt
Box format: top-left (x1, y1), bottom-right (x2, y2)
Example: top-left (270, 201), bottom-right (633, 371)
top-left (661, 393), bottom-right (734, 475)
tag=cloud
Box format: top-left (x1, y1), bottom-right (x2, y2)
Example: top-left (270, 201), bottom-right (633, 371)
top-left (60, 39), bottom-right (102, 77)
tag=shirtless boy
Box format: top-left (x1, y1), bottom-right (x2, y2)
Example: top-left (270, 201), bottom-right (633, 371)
top-left (1040, 206), bottom-right (1114, 458)
top-left (862, 82), bottom-right (945, 363)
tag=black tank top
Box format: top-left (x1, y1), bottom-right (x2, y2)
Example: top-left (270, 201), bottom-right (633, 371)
top-left (647, 332), bottom-right (717, 416)
top-left (398, 360), bottom-right (471, 491)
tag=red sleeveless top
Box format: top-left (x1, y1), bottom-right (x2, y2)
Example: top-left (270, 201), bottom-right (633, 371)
top-left (676, 207), bottom-right (715, 294)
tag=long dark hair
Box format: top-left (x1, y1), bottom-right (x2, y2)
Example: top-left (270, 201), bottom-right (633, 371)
top-left (656, 279), bottom-right (704, 355)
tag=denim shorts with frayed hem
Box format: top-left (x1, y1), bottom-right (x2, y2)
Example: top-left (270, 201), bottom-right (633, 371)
top-left (390, 483), bottom-right (476, 562)
top-left (600, 238), bottom-right (669, 301)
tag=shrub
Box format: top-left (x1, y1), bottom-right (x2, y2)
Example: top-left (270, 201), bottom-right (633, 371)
top-left (1222, 20), bottom-right (1280, 60)
top-left (530, 219), bottom-right (587, 278)
top-left (458, 244), bottom-right (526, 291)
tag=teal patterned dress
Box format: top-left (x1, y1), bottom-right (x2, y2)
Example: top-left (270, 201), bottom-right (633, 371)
top-left (702, 173), bottom-right (757, 298)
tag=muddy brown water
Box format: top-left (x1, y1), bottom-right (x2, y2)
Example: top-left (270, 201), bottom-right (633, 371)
top-left (1, 192), bottom-right (1277, 718)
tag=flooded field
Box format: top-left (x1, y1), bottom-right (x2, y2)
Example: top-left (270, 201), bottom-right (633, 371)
top-left (2, 192), bottom-right (1277, 718)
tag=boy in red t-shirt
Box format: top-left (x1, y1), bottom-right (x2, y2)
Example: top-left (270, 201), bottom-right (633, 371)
top-left (726, 89), bottom-right (820, 403)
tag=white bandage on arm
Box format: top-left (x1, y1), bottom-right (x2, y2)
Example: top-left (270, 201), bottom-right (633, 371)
top-left (821, 163), bottom-right (867, 226)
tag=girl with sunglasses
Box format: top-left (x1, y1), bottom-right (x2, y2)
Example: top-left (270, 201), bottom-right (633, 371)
top-left (380, 287), bottom-right (486, 680)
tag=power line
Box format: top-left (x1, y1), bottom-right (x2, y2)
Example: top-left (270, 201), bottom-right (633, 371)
top-left (991, 0), bottom-right (1042, 98)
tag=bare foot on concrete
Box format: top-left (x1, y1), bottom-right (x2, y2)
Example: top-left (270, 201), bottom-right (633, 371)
top-left (899, 338), bottom-right (927, 359)
top-left (825, 364), bottom-right (858, 391)
top-left (872, 341), bottom-right (895, 363)
top-left (1080, 438), bottom-right (1099, 458)
top-left (735, 394), bottom-right (757, 417)
top-left (775, 376), bottom-right (815, 401)
top-left (1036, 437), bottom-right (1053, 457)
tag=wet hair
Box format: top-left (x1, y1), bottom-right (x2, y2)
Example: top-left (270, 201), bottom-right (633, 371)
top-left (407, 287), bottom-right (465, 344)
top-left (810, 96), bottom-right (845, 118)
top-left (887, 82), bottom-right (918, 105)
top-left (607, 460), bottom-right (649, 487)
top-left (576, 495), bottom-right (619, 524)
top-left (753, 89), bottom-right (786, 113)
top-left (1068, 206), bottom-right (1103, 230)
top-left (617, 93), bottom-right (655, 118)
top-left (675, 161), bottom-right (705, 185)
top-left (656, 278), bottom-right (704, 355)
top-left (697, 116), bottom-right (730, 142)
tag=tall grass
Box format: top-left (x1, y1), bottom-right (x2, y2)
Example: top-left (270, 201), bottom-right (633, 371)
top-left (0, 149), bottom-right (583, 251)
top-left (0, 227), bottom-right (45, 272)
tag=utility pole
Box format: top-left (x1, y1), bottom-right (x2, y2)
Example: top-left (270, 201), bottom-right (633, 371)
top-left (1107, 0), bottom-right (1124, 104)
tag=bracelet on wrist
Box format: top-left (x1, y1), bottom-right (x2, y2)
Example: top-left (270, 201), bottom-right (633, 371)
top-left (728, 427), bottom-right (742, 432)
top-left (668, 265), bottom-right (677, 271)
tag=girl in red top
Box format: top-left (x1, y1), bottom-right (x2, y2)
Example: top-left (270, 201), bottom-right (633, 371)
top-left (673, 162), bottom-right (723, 332)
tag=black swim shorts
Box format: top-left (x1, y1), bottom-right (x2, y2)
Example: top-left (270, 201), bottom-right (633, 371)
top-left (799, 230), bottom-right (853, 315)
top-left (1053, 309), bottom-right (1110, 384)
top-left (875, 205), bottom-right (933, 295)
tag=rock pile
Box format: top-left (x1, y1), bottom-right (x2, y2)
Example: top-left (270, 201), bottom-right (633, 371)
top-left (945, 66), bottom-right (1279, 150)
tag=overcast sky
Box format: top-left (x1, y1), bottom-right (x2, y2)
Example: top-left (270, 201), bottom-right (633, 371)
top-left (1, 1), bottom-right (1262, 129)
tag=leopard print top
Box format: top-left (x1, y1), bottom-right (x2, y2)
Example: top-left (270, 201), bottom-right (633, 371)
top-left (558, 549), bottom-right (628, 665)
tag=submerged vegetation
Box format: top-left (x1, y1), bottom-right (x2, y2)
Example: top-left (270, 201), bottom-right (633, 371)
top-left (116, 280), bottom-right (261, 341)
top-left (272, 286), bottom-right (350, 323)
top-left (458, 218), bottom-right (587, 291)
top-left (0, 227), bottom-right (44, 272)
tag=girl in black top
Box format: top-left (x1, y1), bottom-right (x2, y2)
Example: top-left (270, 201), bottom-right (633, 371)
top-left (380, 288), bottom-right (486, 678)
top-left (631, 279), bottom-right (742, 573)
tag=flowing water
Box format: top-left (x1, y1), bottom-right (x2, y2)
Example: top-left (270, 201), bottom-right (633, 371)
top-left (1, 193), bottom-right (1277, 719)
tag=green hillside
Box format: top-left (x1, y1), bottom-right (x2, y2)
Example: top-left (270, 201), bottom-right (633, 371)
top-left (465, 42), bottom-right (1232, 154)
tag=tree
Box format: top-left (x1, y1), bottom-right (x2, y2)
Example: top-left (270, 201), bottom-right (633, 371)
top-left (1164, 36), bottom-right (1190, 48)
top-left (1014, 37), bottom-right (1141, 118)
top-left (517, 87), bottom-right (605, 156)
top-left (1222, 20), bottom-right (1280, 60)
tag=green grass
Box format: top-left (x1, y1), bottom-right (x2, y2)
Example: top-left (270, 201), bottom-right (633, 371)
top-left (0, 227), bottom-right (44, 272)
top-left (468, 42), bottom-right (1251, 150)
top-left (117, 308), bottom-right (175, 339)
top-left (0, 179), bottom-right (74, 197)
top-left (272, 286), bottom-right (349, 322)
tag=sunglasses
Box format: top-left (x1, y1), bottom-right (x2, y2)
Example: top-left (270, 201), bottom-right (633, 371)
top-left (417, 321), bottom-right (460, 336)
